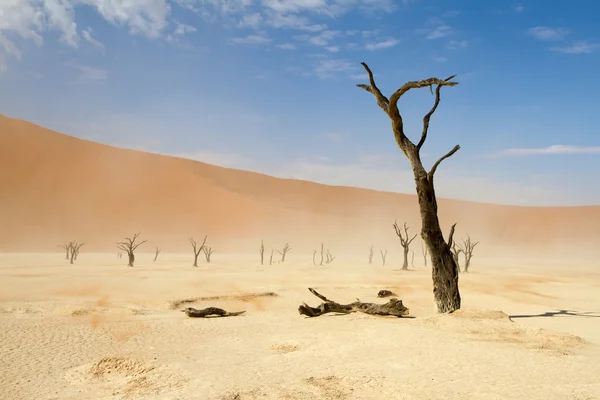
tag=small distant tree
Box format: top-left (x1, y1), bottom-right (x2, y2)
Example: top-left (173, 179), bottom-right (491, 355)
top-left (189, 236), bottom-right (207, 267)
top-left (460, 235), bottom-right (479, 273)
top-left (325, 249), bottom-right (335, 264)
top-left (368, 244), bottom-right (374, 264)
top-left (421, 242), bottom-right (428, 267)
top-left (68, 241), bottom-right (84, 264)
top-left (154, 246), bottom-right (161, 262)
top-left (411, 250), bottom-right (415, 268)
top-left (393, 221), bottom-right (417, 270)
top-left (380, 249), bottom-right (388, 266)
top-left (269, 249), bottom-right (274, 265)
top-left (260, 240), bottom-right (265, 265)
top-left (117, 232), bottom-right (147, 267)
top-left (450, 242), bottom-right (463, 273)
top-left (277, 243), bottom-right (291, 263)
top-left (203, 246), bottom-right (215, 263)
top-left (59, 242), bottom-right (71, 260)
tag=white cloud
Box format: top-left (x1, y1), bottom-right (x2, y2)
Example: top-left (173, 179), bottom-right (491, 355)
top-left (513, 3), bottom-right (524, 12)
top-left (0, 0), bottom-right (171, 71)
top-left (312, 58), bottom-right (356, 79)
top-left (528, 26), bottom-right (569, 41)
top-left (432, 55), bottom-right (447, 63)
top-left (72, 64), bottom-right (108, 82)
top-left (551, 41), bottom-right (600, 54)
top-left (325, 45), bottom-right (339, 52)
top-left (365, 38), bottom-right (398, 51)
top-left (418, 25), bottom-right (453, 39)
top-left (230, 34), bottom-right (272, 44)
top-left (447, 40), bottom-right (468, 50)
top-left (82, 27), bottom-right (105, 51)
top-left (238, 11), bottom-right (263, 28)
top-left (276, 42), bottom-right (297, 50)
top-left (488, 145), bottom-right (600, 157)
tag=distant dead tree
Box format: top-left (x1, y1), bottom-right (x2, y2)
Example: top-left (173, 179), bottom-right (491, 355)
top-left (59, 242), bottom-right (71, 260)
top-left (393, 221), bottom-right (417, 270)
top-left (154, 246), bottom-right (161, 262)
top-left (269, 249), bottom-right (274, 265)
top-left (368, 244), bottom-right (374, 264)
top-left (277, 243), bottom-right (291, 262)
top-left (450, 242), bottom-right (463, 273)
top-left (117, 232), bottom-right (147, 267)
top-left (69, 241), bottom-right (84, 264)
top-left (117, 252), bottom-right (122, 259)
top-left (260, 240), bottom-right (265, 265)
top-left (203, 246), bottom-right (215, 263)
top-left (325, 249), bottom-right (335, 264)
top-left (460, 235), bottom-right (479, 273)
top-left (357, 62), bottom-right (461, 313)
top-left (189, 236), bottom-right (207, 267)
top-left (411, 250), bottom-right (415, 269)
top-left (380, 249), bottom-right (388, 266)
top-left (421, 242), bottom-right (428, 267)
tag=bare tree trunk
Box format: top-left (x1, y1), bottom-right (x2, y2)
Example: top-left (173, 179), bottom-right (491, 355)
top-left (260, 240), bottom-right (265, 265)
top-left (403, 247), bottom-right (409, 270)
top-left (127, 252), bottom-right (135, 267)
top-left (413, 168), bottom-right (460, 313)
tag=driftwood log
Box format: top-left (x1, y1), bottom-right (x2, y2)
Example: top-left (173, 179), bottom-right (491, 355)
top-left (181, 307), bottom-right (246, 318)
top-left (298, 288), bottom-right (409, 318)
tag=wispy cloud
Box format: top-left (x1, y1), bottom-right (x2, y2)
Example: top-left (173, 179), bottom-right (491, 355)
top-left (551, 41), bottom-right (600, 54)
top-left (72, 65), bottom-right (108, 82)
top-left (488, 145), bottom-right (600, 157)
top-left (276, 42), bottom-right (297, 50)
top-left (230, 34), bottom-right (272, 45)
top-left (447, 40), bottom-right (468, 50)
top-left (365, 38), bottom-right (399, 51)
top-left (513, 3), bottom-right (525, 13)
top-left (82, 27), bottom-right (105, 52)
top-left (321, 132), bottom-right (343, 143)
top-left (528, 26), bottom-right (569, 41)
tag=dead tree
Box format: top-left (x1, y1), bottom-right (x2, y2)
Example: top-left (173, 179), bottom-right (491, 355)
top-left (368, 244), bottom-right (374, 264)
top-left (277, 243), bottom-right (291, 262)
top-left (460, 235), bottom-right (479, 273)
top-left (325, 249), bottom-right (335, 264)
top-left (421, 242), bottom-right (429, 267)
top-left (313, 243), bottom-right (325, 266)
top-left (298, 288), bottom-right (409, 318)
top-left (451, 242), bottom-right (463, 273)
top-left (181, 307), bottom-right (245, 318)
top-left (59, 243), bottom-right (71, 260)
top-left (117, 252), bottom-right (122, 259)
top-left (380, 249), bottom-right (388, 266)
top-left (357, 63), bottom-right (461, 313)
top-left (189, 236), bottom-right (207, 267)
top-left (411, 250), bottom-right (415, 268)
top-left (393, 221), bottom-right (417, 270)
top-left (68, 241), bottom-right (84, 264)
top-left (269, 249), bottom-right (274, 265)
top-left (260, 240), bottom-right (265, 265)
top-left (203, 246), bottom-right (215, 263)
top-left (116, 232), bottom-right (147, 267)
top-left (154, 246), bottom-right (161, 262)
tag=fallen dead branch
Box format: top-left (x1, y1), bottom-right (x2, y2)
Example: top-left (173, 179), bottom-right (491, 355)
top-left (377, 290), bottom-right (397, 298)
top-left (298, 288), bottom-right (409, 318)
top-left (181, 307), bottom-right (246, 318)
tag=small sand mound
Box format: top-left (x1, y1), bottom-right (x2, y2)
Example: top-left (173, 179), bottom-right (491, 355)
top-left (450, 309), bottom-right (512, 321)
top-left (170, 291), bottom-right (278, 309)
top-left (270, 344), bottom-right (299, 353)
top-left (89, 357), bottom-right (155, 378)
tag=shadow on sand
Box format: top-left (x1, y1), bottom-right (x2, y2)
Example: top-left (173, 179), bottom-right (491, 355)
top-left (510, 309), bottom-right (600, 319)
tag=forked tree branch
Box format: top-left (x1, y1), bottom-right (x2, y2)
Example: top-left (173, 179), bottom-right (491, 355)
top-left (428, 145), bottom-right (461, 181)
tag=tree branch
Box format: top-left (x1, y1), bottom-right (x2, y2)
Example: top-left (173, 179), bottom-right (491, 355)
top-left (388, 75), bottom-right (458, 122)
top-left (417, 84), bottom-right (442, 149)
top-left (447, 223), bottom-right (457, 249)
top-left (428, 144), bottom-right (460, 181)
top-left (356, 62), bottom-right (390, 114)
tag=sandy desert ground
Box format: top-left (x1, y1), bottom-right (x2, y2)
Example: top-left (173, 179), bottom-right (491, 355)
top-left (1, 252), bottom-right (599, 400)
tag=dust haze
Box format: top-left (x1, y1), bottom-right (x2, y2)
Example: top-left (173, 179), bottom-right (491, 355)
top-left (1, 113), bottom-right (600, 399)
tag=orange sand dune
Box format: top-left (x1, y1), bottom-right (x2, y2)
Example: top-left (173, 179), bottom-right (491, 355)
top-left (1, 113), bottom-right (599, 256)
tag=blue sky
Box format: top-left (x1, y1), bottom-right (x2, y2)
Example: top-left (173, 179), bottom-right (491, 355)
top-left (1, 0), bottom-right (599, 206)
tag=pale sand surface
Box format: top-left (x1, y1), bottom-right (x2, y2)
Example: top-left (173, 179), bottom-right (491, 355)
top-left (1, 253), bottom-right (599, 400)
